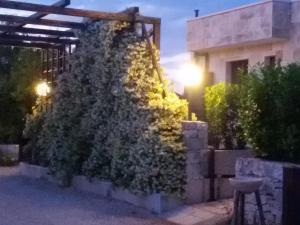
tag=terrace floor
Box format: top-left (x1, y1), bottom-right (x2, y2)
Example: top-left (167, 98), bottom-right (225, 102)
top-left (0, 167), bottom-right (174, 225)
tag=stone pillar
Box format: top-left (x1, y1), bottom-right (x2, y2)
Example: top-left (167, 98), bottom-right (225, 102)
top-left (182, 121), bottom-right (209, 203)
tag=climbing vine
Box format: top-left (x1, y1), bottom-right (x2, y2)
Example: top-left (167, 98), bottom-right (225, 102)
top-left (24, 21), bottom-right (188, 196)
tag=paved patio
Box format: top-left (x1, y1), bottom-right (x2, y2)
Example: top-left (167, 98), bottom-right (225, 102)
top-left (0, 167), bottom-right (173, 225)
top-left (162, 199), bottom-right (232, 225)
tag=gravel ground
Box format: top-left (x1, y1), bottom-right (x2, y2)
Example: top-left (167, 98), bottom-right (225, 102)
top-left (0, 167), bottom-right (173, 225)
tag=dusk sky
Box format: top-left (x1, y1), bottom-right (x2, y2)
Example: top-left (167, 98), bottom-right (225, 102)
top-left (1, 0), bottom-right (260, 79)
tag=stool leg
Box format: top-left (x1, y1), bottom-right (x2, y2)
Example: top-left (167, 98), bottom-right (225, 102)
top-left (232, 190), bottom-right (240, 225)
top-left (255, 191), bottom-right (266, 225)
top-left (240, 193), bottom-right (245, 225)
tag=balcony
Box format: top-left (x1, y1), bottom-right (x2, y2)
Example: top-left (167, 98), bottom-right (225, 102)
top-left (187, 1), bottom-right (291, 53)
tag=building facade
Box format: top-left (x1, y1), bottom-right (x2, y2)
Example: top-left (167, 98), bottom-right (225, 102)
top-left (187, 0), bottom-right (300, 84)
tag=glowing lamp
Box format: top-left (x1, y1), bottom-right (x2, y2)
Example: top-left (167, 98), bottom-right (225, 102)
top-left (36, 82), bottom-right (50, 97)
top-left (176, 63), bottom-right (203, 86)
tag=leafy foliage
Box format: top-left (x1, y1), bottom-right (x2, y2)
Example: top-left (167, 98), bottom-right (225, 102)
top-left (239, 63), bottom-right (300, 162)
top-left (205, 82), bottom-right (245, 149)
top-left (23, 100), bottom-right (46, 164)
top-left (0, 47), bottom-right (40, 144)
top-left (24, 21), bottom-right (188, 195)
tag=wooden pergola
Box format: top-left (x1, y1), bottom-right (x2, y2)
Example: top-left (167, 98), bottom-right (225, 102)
top-left (0, 0), bottom-right (161, 84)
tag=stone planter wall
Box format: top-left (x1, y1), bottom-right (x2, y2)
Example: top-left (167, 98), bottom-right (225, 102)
top-left (19, 162), bottom-right (181, 214)
top-left (182, 121), bottom-right (253, 202)
top-left (236, 158), bottom-right (300, 225)
top-left (19, 121), bottom-right (253, 213)
top-left (214, 149), bottom-right (254, 200)
top-left (0, 144), bottom-right (19, 166)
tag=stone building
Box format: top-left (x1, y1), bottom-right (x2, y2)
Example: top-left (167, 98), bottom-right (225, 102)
top-left (186, 0), bottom-right (300, 117)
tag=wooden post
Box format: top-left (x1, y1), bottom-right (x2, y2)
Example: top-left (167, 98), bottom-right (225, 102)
top-left (68, 44), bottom-right (72, 72)
top-left (40, 49), bottom-right (44, 80)
top-left (153, 23), bottom-right (161, 50)
top-left (51, 48), bottom-right (55, 86)
top-left (46, 49), bottom-right (49, 82)
top-left (141, 22), bottom-right (166, 97)
top-left (63, 47), bottom-right (66, 72)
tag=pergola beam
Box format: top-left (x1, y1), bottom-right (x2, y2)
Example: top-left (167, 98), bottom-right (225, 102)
top-left (6, 0), bottom-right (71, 28)
top-left (0, 34), bottom-right (78, 45)
top-left (0, 14), bottom-right (85, 29)
top-left (27, 0), bottom-right (71, 19)
top-left (0, 0), bottom-right (161, 24)
top-left (0, 0), bottom-right (161, 48)
top-left (0, 24), bottom-right (75, 37)
top-left (0, 39), bottom-right (62, 49)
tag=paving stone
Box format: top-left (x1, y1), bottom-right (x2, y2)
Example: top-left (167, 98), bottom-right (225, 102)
top-left (162, 199), bottom-right (233, 225)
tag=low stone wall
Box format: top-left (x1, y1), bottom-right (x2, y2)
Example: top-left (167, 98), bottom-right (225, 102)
top-left (236, 158), bottom-right (300, 225)
top-left (0, 144), bottom-right (19, 166)
top-left (19, 162), bottom-right (181, 214)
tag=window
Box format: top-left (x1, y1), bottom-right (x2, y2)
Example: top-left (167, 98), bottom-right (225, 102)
top-left (265, 56), bottom-right (276, 67)
top-left (227, 60), bottom-right (249, 84)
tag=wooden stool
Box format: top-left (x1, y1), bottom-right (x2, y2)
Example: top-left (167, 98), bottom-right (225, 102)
top-left (230, 177), bottom-right (266, 225)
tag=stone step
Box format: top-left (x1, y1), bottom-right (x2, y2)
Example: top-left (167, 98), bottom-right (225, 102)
top-left (161, 199), bottom-right (233, 225)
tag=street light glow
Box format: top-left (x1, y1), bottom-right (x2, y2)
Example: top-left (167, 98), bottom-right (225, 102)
top-left (36, 82), bottom-right (50, 97)
top-left (176, 63), bottom-right (203, 86)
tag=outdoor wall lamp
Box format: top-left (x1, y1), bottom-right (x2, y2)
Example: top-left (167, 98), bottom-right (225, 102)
top-left (36, 81), bottom-right (51, 97)
top-left (175, 63), bottom-right (204, 120)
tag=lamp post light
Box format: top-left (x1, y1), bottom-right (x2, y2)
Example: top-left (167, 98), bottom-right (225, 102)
top-left (176, 63), bottom-right (204, 120)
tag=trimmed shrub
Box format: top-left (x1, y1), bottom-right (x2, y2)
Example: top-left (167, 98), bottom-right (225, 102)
top-left (239, 63), bottom-right (300, 162)
top-left (205, 82), bottom-right (245, 149)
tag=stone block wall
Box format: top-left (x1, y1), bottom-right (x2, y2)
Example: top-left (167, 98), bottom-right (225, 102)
top-left (182, 121), bottom-right (208, 203)
top-left (236, 158), bottom-right (300, 225)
